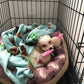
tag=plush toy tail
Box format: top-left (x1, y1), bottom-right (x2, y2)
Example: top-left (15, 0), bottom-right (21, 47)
top-left (41, 49), bottom-right (54, 57)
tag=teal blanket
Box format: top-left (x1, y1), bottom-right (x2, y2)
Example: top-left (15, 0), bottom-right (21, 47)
top-left (0, 23), bottom-right (56, 84)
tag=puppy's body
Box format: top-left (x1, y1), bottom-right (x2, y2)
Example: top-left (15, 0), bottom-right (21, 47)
top-left (28, 48), bottom-right (43, 68)
top-left (28, 35), bottom-right (53, 68)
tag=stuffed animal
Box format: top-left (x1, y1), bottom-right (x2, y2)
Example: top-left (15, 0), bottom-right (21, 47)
top-left (52, 32), bottom-right (63, 48)
top-left (38, 49), bottom-right (54, 64)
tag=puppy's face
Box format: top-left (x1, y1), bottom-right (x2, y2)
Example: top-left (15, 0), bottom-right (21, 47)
top-left (37, 35), bottom-right (54, 52)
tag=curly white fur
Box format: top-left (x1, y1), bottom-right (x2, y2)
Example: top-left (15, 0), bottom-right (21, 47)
top-left (28, 35), bottom-right (53, 68)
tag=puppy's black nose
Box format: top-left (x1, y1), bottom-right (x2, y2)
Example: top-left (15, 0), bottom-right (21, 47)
top-left (49, 47), bottom-right (52, 50)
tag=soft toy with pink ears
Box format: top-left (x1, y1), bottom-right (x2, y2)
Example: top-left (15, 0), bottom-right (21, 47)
top-left (55, 32), bottom-right (63, 40)
top-left (52, 32), bottom-right (63, 48)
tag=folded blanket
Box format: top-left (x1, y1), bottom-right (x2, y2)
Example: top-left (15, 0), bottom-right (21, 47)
top-left (0, 23), bottom-right (56, 84)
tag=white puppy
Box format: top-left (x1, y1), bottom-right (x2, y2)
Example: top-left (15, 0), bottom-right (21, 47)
top-left (37, 35), bottom-right (54, 52)
top-left (29, 35), bottom-right (54, 68)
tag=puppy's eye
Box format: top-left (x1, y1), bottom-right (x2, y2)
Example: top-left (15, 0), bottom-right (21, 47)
top-left (49, 41), bottom-right (51, 44)
top-left (42, 45), bottom-right (46, 47)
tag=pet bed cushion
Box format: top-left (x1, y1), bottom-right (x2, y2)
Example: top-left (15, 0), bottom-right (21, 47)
top-left (0, 33), bottom-right (68, 84)
top-left (0, 24), bottom-right (68, 84)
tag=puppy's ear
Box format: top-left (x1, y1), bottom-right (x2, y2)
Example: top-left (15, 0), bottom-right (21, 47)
top-left (36, 40), bottom-right (42, 53)
top-left (48, 33), bottom-right (55, 37)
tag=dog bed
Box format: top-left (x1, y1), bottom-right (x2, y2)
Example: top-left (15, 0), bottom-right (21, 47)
top-left (0, 34), bottom-right (68, 84)
top-left (0, 24), bottom-right (68, 84)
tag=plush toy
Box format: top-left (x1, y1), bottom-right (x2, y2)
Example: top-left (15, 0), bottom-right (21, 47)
top-left (38, 49), bottom-right (54, 64)
top-left (52, 32), bottom-right (63, 48)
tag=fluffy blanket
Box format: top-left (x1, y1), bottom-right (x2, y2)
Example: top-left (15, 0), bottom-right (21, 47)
top-left (0, 23), bottom-right (56, 84)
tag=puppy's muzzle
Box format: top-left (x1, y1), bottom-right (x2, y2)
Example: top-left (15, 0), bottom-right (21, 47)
top-left (49, 47), bottom-right (53, 50)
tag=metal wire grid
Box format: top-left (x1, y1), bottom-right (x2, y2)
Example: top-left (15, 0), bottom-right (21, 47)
top-left (9, 0), bottom-right (58, 27)
top-left (0, 0), bottom-right (12, 34)
top-left (57, 0), bottom-right (84, 84)
top-left (0, 0), bottom-right (58, 34)
top-left (0, 0), bottom-right (84, 84)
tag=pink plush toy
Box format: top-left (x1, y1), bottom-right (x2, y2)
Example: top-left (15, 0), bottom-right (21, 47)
top-left (38, 49), bottom-right (54, 64)
top-left (42, 49), bottom-right (54, 57)
top-left (52, 32), bottom-right (63, 48)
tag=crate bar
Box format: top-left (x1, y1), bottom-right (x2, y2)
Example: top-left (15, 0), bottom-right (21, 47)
top-left (8, 0), bottom-right (12, 28)
top-left (52, 0), bottom-right (55, 23)
top-left (68, 0), bottom-right (78, 54)
top-left (59, 1), bottom-right (84, 16)
top-left (79, 68), bottom-right (84, 84)
top-left (12, 1), bottom-right (16, 26)
top-left (31, 0), bottom-right (33, 24)
top-left (70, 0), bottom-right (79, 56)
top-left (8, 0), bottom-right (58, 2)
top-left (62, 0), bottom-right (68, 47)
top-left (66, 0), bottom-right (72, 51)
top-left (64, 0), bottom-right (69, 33)
top-left (67, 0), bottom-right (74, 35)
top-left (48, 0), bottom-right (50, 22)
top-left (44, 0), bottom-right (46, 24)
top-left (0, 4), bottom-right (1, 29)
top-left (77, 61), bottom-right (84, 63)
top-left (26, 0), bottom-right (28, 25)
top-left (66, 0), bottom-right (70, 49)
top-left (0, 2), bottom-right (3, 33)
top-left (22, 0), bottom-right (24, 23)
top-left (78, 57), bottom-right (83, 74)
top-left (40, 0), bottom-right (41, 24)
top-left (70, 0), bottom-right (79, 35)
top-left (77, 43), bottom-right (84, 47)
top-left (17, 0), bottom-right (20, 24)
top-left (1, 3), bottom-right (4, 29)
top-left (57, 19), bottom-right (83, 56)
top-left (77, 32), bottom-right (84, 73)
top-left (4, 2), bottom-right (6, 30)
top-left (57, 0), bottom-right (61, 27)
top-left (36, 0), bottom-right (37, 22)
top-left (0, 0), bottom-right (8, 4)
top-left (2, 2), bottom-right (5, 31)
top-left (0, 1), bottom-right (9, 31)
top-left (75, 18), bottom-right (83, 67)
top-left (73, 0), bottom-right (83, 63)
top-left (65, 0), bottom-right (74, 53)
top-left (11, 17), bottom-right (57, 19)
top-left (0, 18), bottom-right (10, 28)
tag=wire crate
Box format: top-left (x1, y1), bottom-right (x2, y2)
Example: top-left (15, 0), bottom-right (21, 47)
top-left (0, 0), bottom-right (84, 84)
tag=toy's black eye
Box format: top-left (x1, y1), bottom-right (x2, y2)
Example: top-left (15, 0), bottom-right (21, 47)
top-left (49, 41), bottom-right (51, 44)
top-left (42, 45), bottom-right (46, 47)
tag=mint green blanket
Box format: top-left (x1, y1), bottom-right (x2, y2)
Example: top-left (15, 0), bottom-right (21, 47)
top-left (0, 23), bottom-right (56, 84)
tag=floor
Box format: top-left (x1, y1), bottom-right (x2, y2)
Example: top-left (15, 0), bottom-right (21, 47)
top-left (57, 73), bottom-right (68, 84)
